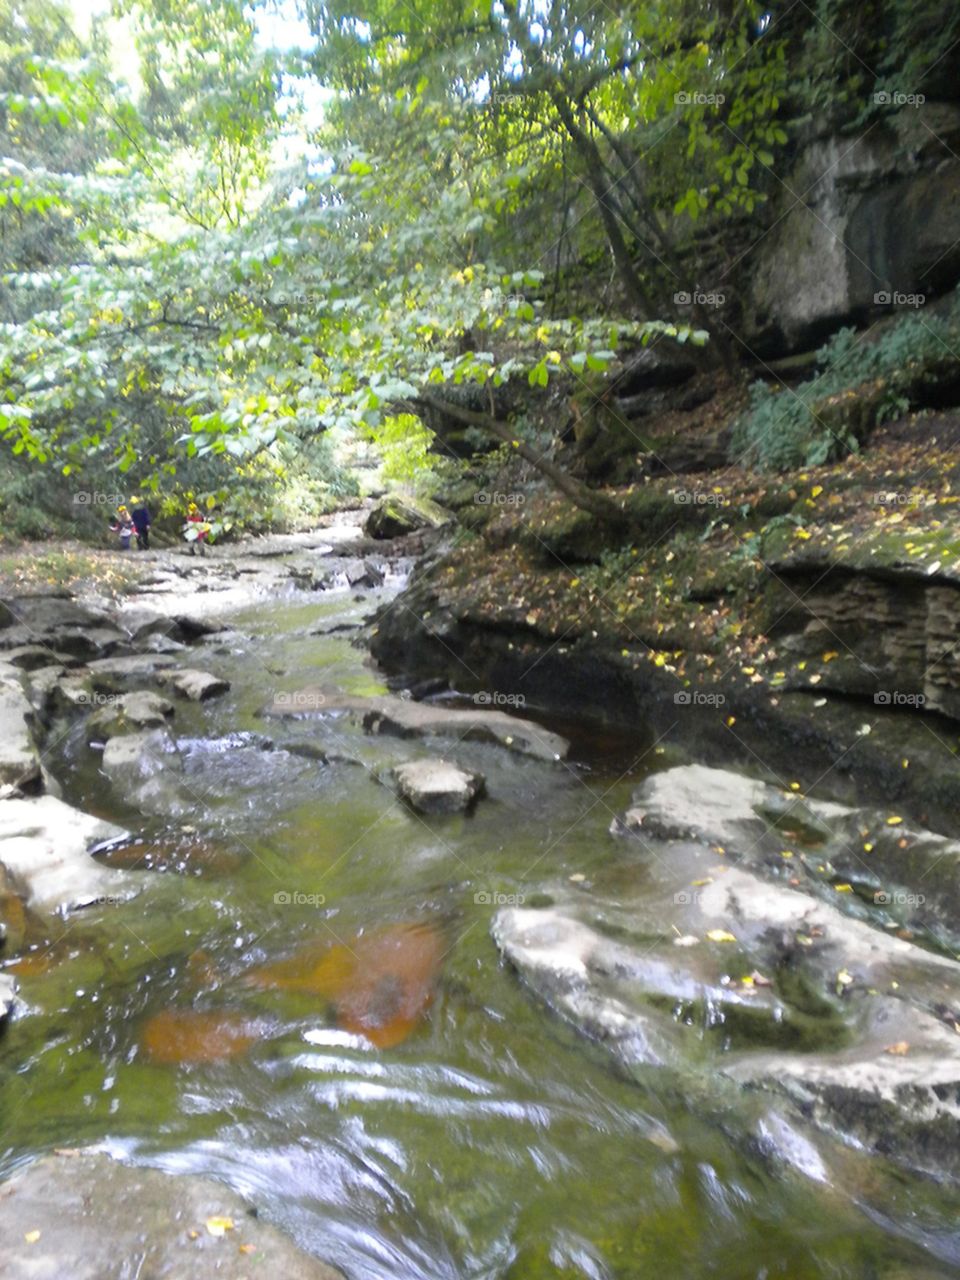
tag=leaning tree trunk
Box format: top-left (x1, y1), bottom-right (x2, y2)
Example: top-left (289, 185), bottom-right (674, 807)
top-left (401, 394), bottom-right (628, 525)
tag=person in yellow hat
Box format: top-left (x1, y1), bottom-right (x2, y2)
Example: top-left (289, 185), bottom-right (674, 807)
top-left (183, 501), bottom-right (210, 556)
top-left (109, 504), bottom-right (134, 551)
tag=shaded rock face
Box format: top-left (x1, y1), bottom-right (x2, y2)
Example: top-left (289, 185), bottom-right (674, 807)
top-left (364, 493), bottom-right (451, 540)
top-left (494, 761), bottom-right (960, 1179)
top-left (765, 562), bottom-right (960, 719)
top-left (391, 758), bottom-right (485, 814)
top-left (744, 106), bottom-right (960, 354)
top-left (0, 1152), bottom-right (345, 1280)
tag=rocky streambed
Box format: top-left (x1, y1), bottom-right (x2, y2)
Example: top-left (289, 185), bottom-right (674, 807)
top-left (4, 517), bottom-right (960, 1277)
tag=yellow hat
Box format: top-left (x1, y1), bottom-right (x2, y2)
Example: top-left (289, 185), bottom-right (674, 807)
top-left (187, 502), bottom-right (198, 512)
top-left (117, 505), bottom-right (128, 513)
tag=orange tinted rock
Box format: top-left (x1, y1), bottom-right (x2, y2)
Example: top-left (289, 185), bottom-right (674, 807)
top-left (246, 922), bottom-right (444, 1047)
top-left (140, 1009), bottom-right (264, 1064)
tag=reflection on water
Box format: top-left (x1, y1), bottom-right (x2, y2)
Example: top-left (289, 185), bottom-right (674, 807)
top-left (3, 586), bottom-right (960, 1278)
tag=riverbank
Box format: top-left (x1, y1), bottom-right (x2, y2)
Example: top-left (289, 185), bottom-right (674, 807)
top-left (370, 407), bottom-right (960, 831)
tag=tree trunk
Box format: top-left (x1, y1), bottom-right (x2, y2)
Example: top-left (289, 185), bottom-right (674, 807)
top-left (405, 394), bottom-right (627, 524)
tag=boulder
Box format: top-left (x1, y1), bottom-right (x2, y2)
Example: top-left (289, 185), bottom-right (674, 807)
top-left (86, 690), bottom-right (175, 742)
top-left (0, 1151), bottom-right (345, 1280)
top-left (157, 668), bottom-right (230, 702)
top-left (364, 493), bottom-right (451, 540)
top-left (0, 795), bottom-right (136, 913)
top-left (391, 758), bottom-right (485, 813)
top-left (0, 680), bottom-right (41, 792)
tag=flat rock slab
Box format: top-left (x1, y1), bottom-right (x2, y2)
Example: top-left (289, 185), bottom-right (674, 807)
top-left (391, 758), bottom-right (485, 813)
top-left (86, 653), bottom-right (179, 684)
top-left (264, 688), bottom-right (568, 761)
top-left (157, 668), bottom-right (231, 701)
top-left (0, 795), bottom-right (136, 913)
top-left (0, 680), bottom-right (41, 791)
top-left (0, 1151), bottom-right (345, 1280)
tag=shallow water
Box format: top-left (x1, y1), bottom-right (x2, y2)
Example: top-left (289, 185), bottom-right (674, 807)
top-left (3, 581), bottom-right (960, 1279)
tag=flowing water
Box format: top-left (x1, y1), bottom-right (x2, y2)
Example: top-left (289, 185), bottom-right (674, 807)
top-left (3, 573), bottom-right (960, 1279)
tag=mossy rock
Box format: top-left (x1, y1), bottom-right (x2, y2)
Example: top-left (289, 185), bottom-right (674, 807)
top-left (364, 493), bottom-right (451, 539)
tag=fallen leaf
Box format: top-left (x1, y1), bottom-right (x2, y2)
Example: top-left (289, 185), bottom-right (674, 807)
top-left (205, 1216), bottom-right (235, 1238)
top-left (884, 1041), bottom-right (910, 1055)
top-left (706, 929), bottom-right (737, 943)
top-left (886, 815), bottom-right (903, 826)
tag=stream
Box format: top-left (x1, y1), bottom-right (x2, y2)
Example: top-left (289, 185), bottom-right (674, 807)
top-left (3, 553), bottom-right (960, 1279)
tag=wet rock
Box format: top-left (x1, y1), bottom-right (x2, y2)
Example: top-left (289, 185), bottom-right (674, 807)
top-left (391, 758), bottom-right (485, 814)
top-left (0, 679), bottom-right (41, 792)
top-left (264, 687), bottom-right (568, 761)
top-left (141, 1008), bottom-right (268, 1063)
top-left (340, 560), bottom-right (381, 588)
top-left (364, 493), bottom-right (451, 540)
top-left (0, 1151), bottom-right (345, 1280)
top-left (0, 795), bottom-right (136, 913)
top-left (157, 668), bottom-right (230, 702)
top-left (1, 645), bottom-right (81, 672)
top-left (246, 921), bottom-right (444, 1048)
top-left (86, 690), bottom-right (175, 742)
top-left (613, 763), bottom-right (846, 846)
top-left (100, 728), bottom-right (192, 819)
top-left (85, 653), bottom-right (179, 685)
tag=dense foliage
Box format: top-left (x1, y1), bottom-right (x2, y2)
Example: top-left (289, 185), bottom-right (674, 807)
top-left (0, 0), bottom-right (956, 533)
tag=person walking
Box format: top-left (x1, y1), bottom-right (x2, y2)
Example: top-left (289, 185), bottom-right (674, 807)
top-left (184, 501), bottom-right (210, 556)
top-left (130, 495), bottom-right (152, 551)
top-left (109, 504), bottom-right (134, 551)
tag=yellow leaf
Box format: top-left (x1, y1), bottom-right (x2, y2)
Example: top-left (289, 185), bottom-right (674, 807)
top-left (239, 1244), bottom-right (258, 1255)
top-left (726, 715), bottom-right (736, 727)
top-left (822, 651), bottom-right (838, 661)
top-left (706, 929), bottom-right (737, 943)
top-left (884, 1041), bottom-right (910, 1055)
top-left (780, 850), bottom-right (793, 858)
top-left (25, 1231), bottom-right (41, 1245)
top-left (834, 883), bottom-right (853, 892)
top-left (205, 1216), bottom-right (235, 1238)
top-left (789, 782), bottom-right (800, 791)
top-left (863, 842), bottom-right (874, 852)
top-left (886, 815), bottom-right (903, 826)
top-left (811, 485), bottom-right (823, 498)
